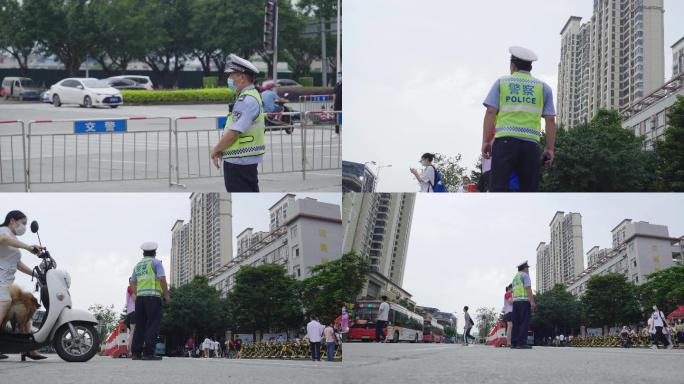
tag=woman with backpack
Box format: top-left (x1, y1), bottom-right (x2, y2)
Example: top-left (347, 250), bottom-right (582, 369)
top-left (410, 153), bottom-right (446, 192)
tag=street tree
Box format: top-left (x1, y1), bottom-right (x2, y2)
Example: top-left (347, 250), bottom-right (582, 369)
top-left (88, 303), bottom-right (118, 341)
top-left (228, 264), bottom-right (304, 341)
top-left (474, 307), bottom-right (498, 340)
top-left (582, 274), bottom-right (642, 332)
top-left (637, 264), bottom-right (684, 316)
top-left (654, 96), bottom-right (684, 191)
top-left (300, 252), bottom-right (368, 324)
top-left (531, 284), bottom-right (581, 337)
top-left (433, 153), bottom-right (467, 192)
top-left (540, 109), bottom-right (657, 192)
top-left (0, 0), bottom-right (37, 75)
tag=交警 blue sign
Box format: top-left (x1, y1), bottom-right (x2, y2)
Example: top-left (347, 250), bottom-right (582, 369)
top-left (74, 120), bottom-right (127, 134)
top-left (217, 116), bottom-right (228, 130)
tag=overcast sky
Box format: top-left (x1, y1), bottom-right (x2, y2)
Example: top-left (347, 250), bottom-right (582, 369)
top-left (3, 192), bottom-right (340, 315)
top-left (343, 0), bottom-right (684, 192)
top-left (401, 193), bottom-right (684, 332)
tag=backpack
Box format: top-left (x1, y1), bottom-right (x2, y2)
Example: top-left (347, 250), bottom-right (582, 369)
top-left (428, 166), bottom-right (447, 193)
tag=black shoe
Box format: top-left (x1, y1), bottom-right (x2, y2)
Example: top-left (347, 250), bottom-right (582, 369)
top-left (21, 353), bottom-right (48, 361)
top-left (518, 345), bottom-right (532, 349)
top-left (0, 354), bottom-right (8, 360)
top-left (141, 355), bottom-right (162, 361)
top-left (131, 354), bottom-right (142, 360)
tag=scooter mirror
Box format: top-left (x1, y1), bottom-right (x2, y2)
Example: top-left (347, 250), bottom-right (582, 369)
top-left (30, 220), bottom-right (39, 233)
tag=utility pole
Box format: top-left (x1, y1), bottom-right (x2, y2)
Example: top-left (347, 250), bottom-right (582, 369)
top-left (321, 16), bottom-right (327, 87)
top-left (273, 1), bottom-right (279, 83)
top-left (336, 0), bottom-right (341, 74)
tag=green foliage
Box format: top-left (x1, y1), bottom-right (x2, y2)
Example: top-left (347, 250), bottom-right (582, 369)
top-left (298, 77), bottom-right (315, 87)
top-left (88, 303), bottom-right (118, 341)
top-left (531, 284), bottom-right (581, 335)
top-left (581, 274), bottom-right (642, 328)
top-left (0, 0), bottom-right (37, 74)
top-left (637, 264), bottom-right (684, 316)
top-left (121, 88), bottom-right (235, 104)
top-left (228, 264), bottom-right (304, 339)
top-left (541, 109), bottom-right (657, 192)
top-left (300, 252), bottom-right (368, 324)
top-left (474, 307), bottom-right (498, 338)
top-left (203, 77), bottom-right (219, 89)
top-left (444, 326), bottom-right (457, 338)
top-left (433, 153), bottom-right (467, 192)
top-left (160, 276), bottom-right (228, 350)
top-left (654, 96), bottom-right (684, 191)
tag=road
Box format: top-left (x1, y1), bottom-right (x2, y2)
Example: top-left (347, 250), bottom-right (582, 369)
top-left (343, 342), bottom-right (684, 384)
top-left (0, 355), bottom-right (342, 384)
top-left (0, 101), bottom-right (340, 192)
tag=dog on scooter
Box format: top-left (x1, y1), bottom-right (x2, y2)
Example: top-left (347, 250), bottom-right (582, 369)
top-left (1, 285), bottom-right (41, 333)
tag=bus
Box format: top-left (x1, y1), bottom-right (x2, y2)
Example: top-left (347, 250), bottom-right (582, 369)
top-left (349, 300), bottom-right (424, 343)
top-left (423, 318), bottom-right (445, 343)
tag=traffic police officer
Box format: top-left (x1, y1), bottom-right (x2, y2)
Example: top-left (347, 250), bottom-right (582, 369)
top-left (130, 242), bottom-right (170, 360)
top-left (481, 47), bottom-right (557, 192)
top-left (510, 260), bottom-right (536, 349)
top-left (211, 54), bottom-right (266, 192)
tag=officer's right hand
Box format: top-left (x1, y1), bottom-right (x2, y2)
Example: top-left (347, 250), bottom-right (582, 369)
top-left (531, 302), bottom-right (537, 312)
top-left (163, 293), bottom-right (171, 304)
top-left (481, 142), bottom-right (492, 159)
top-left (542, 149), bottom-right (554, 168)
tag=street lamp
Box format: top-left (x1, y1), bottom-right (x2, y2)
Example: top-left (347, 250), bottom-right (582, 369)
top-left (365, 161), bottom-right (392, 192)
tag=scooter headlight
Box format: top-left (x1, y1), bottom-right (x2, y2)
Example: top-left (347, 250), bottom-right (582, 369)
top-left (64, 272), bottom-right (71, 288)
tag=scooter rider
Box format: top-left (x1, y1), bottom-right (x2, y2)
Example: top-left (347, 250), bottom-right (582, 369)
top-left (130, 242), bottom-right (170, 361)
top-left (261, 83), bottom-right (287, 113)
top-left (0, 210), bottom-right (46, 360)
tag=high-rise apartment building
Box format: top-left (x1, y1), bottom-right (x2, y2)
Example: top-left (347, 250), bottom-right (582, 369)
top-left (536, 212), bottom-right (584, 293)
top-left (672, 36), bottom-right (684, 78)
top-left (557, 0), bottom-right (665, 129)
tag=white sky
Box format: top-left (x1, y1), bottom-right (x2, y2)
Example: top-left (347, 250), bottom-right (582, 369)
top-left (343, 0), bottom-right (684, 192)
top-left (3, 193), bottom-right (340, 314)
top-left (401, 193), bottom-right (684, 331)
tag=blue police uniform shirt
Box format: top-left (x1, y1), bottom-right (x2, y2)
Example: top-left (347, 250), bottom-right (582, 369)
top-left (482, 71), bottom-right (555, 143)
top-left (520, 271), bottom-right (531, 288)
top-left (224, 85), bottom-right (264, 165)
top-left (130, 258), bottom-right (166, 283)
top-left (261, 89), bottom-right (278, 113)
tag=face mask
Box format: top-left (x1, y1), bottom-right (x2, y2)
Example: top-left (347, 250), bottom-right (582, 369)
top-left (653, 306), bottom-right (658, 311)
top-left (337, 75), bottom-right (342, 83)
top-left (14, 222), bottom-right (26, 236)
top-left (227, 78), bottom-right (236, 92)
top-left (420, 160), bottom-right (427, 167)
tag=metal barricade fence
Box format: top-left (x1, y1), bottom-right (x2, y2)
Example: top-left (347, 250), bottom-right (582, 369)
top-left (298, 95), bottom-right (334, 114)
top-left (301, 111), bottom-right (342, 180)
top-left (172, 111), bottom-right (303, 187)
top-left (0, 120), bottom-right (28, 191)
top-left (26, 116), bottom-right (172, 191)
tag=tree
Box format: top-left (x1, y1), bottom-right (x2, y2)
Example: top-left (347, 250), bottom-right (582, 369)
top-left (469, 156), bottom-right (483, 188)
top-left (88, 303), bottom-right (118, 341)
top-left (637, 264), bottom-right (684, 316)
top-left (654, 96), bottom-right (684, 191)
top-left (300, 252), bottom-right (368, 324)
top-left (531, 284), bottom-right (581, 337)
top-left (433, 153), bottom-right (466, 192)
top-left (474, 307), bottom-right (498, 340)
top-left (540, 109), bottom-right (657, 192)
top-left (228, 264), bottom-right (303, 341)
top-left (160, 276), bottom-right (229, 352)
top-left (582, 274), bottom-right (642, 332)
top-left (0, 0), bottom-right (37, 75)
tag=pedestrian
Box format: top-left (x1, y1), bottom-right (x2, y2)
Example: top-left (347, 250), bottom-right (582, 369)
top-left (210, 54), bottom-right (265, 192)
top-left (0, 210), bottom-right (47, 361)
top-left (124, 278), bottom-right (137, 355)
top-left (306, 314), bottom-right (324, 361)
top-left (324, 320), bottom-right (337, 362)
top-left (481, 46), bottom-right (557, 192)
top-left (235, 337), bottom-right (242, 359)
top-left (510, 261), bottom-right (536, 349)
top-left (185, 336), bottom-right (194, 358)
top-left (202, 336), bottom-right (210, 358)
top-left (410, 153), bottom-right (446, 192)
top-left (503, 284), bottom-right (513, 347)
top-left (376, 296), bottom-right (390, 343)
top-left (463, 306), bottom-right (475, 346)
top-left (457, 176), bottom-right (471, 193)
top-left (333, 71), bottom-right (342, 134)
top-left (650, 305), bottom-right (671, 349)
top-left (130, 242), bottom-right (170, 361)
top-left (339, 306), bottom-right (350, 342)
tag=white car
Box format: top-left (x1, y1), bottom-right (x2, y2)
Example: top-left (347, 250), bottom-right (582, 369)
top-left (106, 75), bottom-right (154, 90)
top-left (50, 78), bottom-right (123, 108)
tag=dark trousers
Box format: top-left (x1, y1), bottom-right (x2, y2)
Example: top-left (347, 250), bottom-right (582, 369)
top-left (653, 326), bottom-right (670, 347)
top-left (132, 296), bottom-right (162, 356)
top-left (326, 342), bottom-right (336, 361)
top-left (464, 327), bottom-right (475, 344)
top-left (511, 301), bottom-right (531, 346)
top-left (375, 320), bottom-right (386, 342)
top-left (310, 341), bottom-right (321, 361)
top-left (223, 162), bottom-right (259, 192)
top-left (489, 137), bottom-right (541, 192)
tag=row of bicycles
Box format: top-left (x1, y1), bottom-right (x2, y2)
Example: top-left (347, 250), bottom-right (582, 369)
top-left (240, 339), bottom-right (342, 361)
top-left (570, 334), bottom-right (665, 348)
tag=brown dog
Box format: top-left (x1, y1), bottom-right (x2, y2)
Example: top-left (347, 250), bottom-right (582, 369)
top-left (1, 285), bottom-right (41, 333)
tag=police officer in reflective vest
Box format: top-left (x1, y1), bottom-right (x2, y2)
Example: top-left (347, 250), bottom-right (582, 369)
top-left (130, 242), bottom-right (170, 360)
top-left (211, 54), bottom-right (266, 192)
top-left (481, 47), bottom-right (557, 192)
top-left (510, 261), bottom-right (536, 349)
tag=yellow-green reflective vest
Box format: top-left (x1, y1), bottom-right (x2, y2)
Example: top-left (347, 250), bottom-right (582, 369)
top-left (512, 272), bottom-right (528, 302)
top-left (222, 87), bottom-right (266, 159)
top-left (495, 72), bottom-right (544, 142)
top-left (134, 257), bottom-right (162, 297)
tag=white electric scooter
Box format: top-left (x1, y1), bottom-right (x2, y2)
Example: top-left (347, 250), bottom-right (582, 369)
top-left (0, 221), bottom-right (100, 362)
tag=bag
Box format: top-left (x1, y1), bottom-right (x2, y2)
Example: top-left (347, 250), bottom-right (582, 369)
top-left (428, 166), bottom-right (447, 193)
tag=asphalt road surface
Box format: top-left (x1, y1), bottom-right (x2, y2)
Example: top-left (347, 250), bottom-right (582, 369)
top-left (0, 355), bottom-right (342, 384)
top-left (343, 342), bottom-right (684, 384)
top-left (0, 101), bottom-right (340, 192)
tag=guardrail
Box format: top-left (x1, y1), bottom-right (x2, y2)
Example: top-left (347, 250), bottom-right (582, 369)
top-left (0, 120), bottom-right (27, 190)
top-left (301, 111), bottom-right (342, 180)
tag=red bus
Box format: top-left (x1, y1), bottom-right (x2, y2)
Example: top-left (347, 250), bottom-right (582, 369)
top-left (349, 300), bottom-right (424, 343)
top-left (423, 318), bottom-right (445, 343)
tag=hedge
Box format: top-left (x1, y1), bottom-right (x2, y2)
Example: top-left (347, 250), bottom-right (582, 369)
top-left (121, 88), bottom-right (235, 104)
top-left (298, 77), bottom-right (314, 87)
